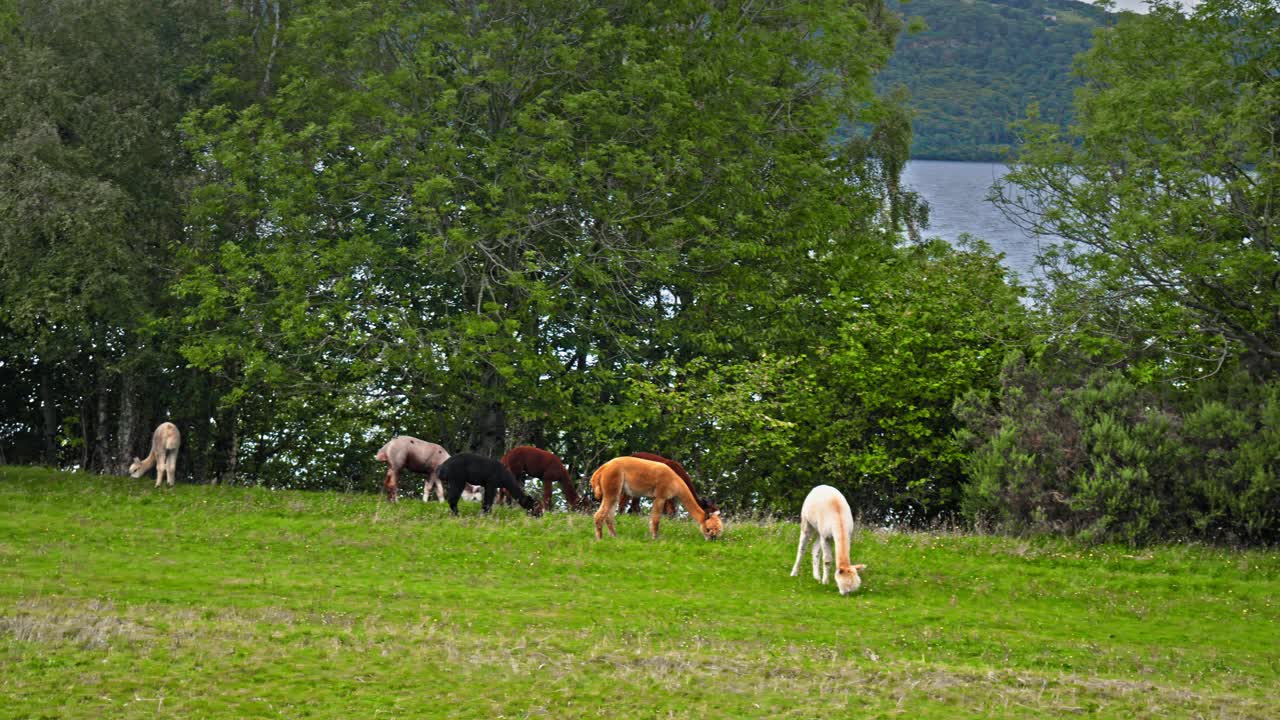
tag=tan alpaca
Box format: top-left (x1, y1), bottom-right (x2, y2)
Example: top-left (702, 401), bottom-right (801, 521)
top-left (129, 422), bottom-right (182, 488)
top-left (590, 456), bottom-right (723, 540)
top-left (791, 485), bottom-right (865, 595)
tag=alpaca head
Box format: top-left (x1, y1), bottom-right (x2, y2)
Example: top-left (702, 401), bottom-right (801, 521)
top-left (700, 510), bottom-right (724, 540)
top-left (128, 457), bottom-right (144, 478)
top-left (517, 494), bottom-right (544, 517)
top-left (835, 564), bottom-right (866, 595)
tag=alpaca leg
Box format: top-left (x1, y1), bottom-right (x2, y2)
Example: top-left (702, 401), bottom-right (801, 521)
top-left (384, 467), bottom-right (400, 502)
top-left (423, 470), bottom-right (445, 503)
top-left (649, 498), bottom-right (665, 539)
top-left (791, 523), bottom-right (814, 577)
top-left (165, 452), bottom-right (177, 486)
top-left (542, 478), bottom-right (554, 512)
top-left (594, 491), bottom-right (619, 539)
top-left (481, 483), bottom-right (499, 514)
top-left (593, 504), bottom-right (610, 540)
top-left (444, 475), bottom-right (466, 515)
top-left (812, 538), bottom-right (824, 582)
top-left (820, 538), bottom-right (833, 584)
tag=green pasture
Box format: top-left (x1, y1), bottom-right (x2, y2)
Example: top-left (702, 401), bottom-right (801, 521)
top-left (1, 467), bottom-right (1276, 718)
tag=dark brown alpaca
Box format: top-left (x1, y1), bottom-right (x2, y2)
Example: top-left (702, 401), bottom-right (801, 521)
top-left (500, 445), bottom-right (585, 511)
top-left (620, 452), bottom-right (705, 516)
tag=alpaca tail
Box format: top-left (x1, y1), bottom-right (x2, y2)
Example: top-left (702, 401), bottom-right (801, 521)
top-left (589, 467), bottom-right (603, 500)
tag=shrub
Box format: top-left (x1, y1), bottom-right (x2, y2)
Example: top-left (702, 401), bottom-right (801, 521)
top-left (958, 354), bottom-right (1279, 545)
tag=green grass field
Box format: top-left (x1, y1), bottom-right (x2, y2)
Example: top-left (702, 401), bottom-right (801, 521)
top-left (1, 466), bottom-right (1276, 718)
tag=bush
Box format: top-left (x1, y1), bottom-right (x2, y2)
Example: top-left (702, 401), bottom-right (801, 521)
top-left (958, 354), bottom-right (1279, 545)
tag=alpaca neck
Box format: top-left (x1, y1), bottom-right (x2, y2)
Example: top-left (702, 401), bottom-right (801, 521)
top-left (672, 484), bottom-right (708, 525)
top-left (832, 514), bottom-right (853, 571)
top-left (136, 453), bottom-right (158, 472)
top-left (557, 473), bottom-right (581, 507)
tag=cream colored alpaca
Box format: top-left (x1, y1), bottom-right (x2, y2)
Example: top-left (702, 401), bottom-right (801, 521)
top-left (791, 485), bottom-right (865, 595)
top-left (129, 422), bottom-right (182, 488)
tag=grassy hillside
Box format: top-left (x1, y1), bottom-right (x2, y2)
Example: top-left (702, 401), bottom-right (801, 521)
top-left (880, 0), bottom-right (1112, 161)
top-left (1, 466), bottom-right (1277, 719)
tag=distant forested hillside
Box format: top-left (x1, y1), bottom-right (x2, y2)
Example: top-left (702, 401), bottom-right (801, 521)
top-left (880, 0), bottom-right (1113, 161)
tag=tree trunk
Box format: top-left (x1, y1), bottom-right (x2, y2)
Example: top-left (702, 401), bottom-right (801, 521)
top-left (78, 397), bottom-right (91, 470)
top-left (192, 389), bottom-right (213, 485)
top-left (217, 404), bottom-right (238, 486)
top-left (469, 368), bottom-right (507, 458)
top-left (94, 376), bottom-right (112, 472)
top-left (39, 364), bottom-right (57, 465)
top-left (116, 373), bottom-right (140, 473)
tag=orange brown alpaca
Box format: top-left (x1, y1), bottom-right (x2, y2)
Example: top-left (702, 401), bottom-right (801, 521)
top-left (590, 456), bottom-right (723, 540)
top-left (624, 452), bottom-right (701, 516)
top-left (500, 445), bottom-right (585, 512)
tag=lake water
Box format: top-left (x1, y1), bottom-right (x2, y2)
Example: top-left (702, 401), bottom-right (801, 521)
top-left (902, 159), bottom-right (1053, 280)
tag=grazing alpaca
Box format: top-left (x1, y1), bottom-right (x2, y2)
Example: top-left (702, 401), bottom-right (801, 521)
top-left (791, 485), bottom-right (866, 595)
top-left (501, 445), bottom-right (585, 511)
top-left (129, 422), bottom-right (181, 488)
top-left (590, 456), bottom-right (723, 540)
top-left (623, 452), bottom-right (704, 516)
top-left (375, 436), bottom-right (451, 503)
top-left (436, 453), bottom-right (542, 517)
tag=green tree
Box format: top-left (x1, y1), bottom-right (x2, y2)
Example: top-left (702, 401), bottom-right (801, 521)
top-left (178, 0), bottom-right (908, 488)
top-left (627, 238), bottom-right (1028, 518)
top-left (962, 0), bottom-right (1280, 544)
top-left (0, 0), bottom-right (222, 473)
top-left (994, 0), bottom-right (1279, 383)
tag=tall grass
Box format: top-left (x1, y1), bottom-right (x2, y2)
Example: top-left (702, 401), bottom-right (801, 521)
top-left (1, 466), bottom-right (1276, 718)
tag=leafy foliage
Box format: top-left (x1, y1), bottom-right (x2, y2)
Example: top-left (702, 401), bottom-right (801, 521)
top-left (175, 0), bottom-right (917, 495)
top-left (0, 0), bottom-right (226, 473)
top-left (995, 0), bottom-right (1280, 383)
top-left (964, 0), bottom-right (1280, 545)
top-left (959, 355), bottom-right (1280, 544)
top-left (625, 238), bottom-right (1028, 520)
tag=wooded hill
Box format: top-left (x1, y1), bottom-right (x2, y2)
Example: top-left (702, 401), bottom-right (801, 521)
top-left (880, 0), bottom-right (1113, 161)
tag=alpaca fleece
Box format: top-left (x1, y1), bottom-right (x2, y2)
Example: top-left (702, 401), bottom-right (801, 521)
top-left (375, 436), bottom-right (450, 503)
top-left (438, 452), bottom-right (541, 516)
top-left (501, 445), bottom-right (583, 511)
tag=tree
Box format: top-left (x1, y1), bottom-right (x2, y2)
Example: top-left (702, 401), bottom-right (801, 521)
top-left (0, 0), bottom-right (221, 473)
top-left (994, 0), bottom-right (1279, 383)
top-left (178, 0), bottom-right (909, 487)
top-left (962, 0), bottom-right (1280, 544)
top-left (626, 238), bottom-right (1028, 519)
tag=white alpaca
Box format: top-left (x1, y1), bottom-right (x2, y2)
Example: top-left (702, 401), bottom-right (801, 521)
top-left (129, 422), bottom-right (182, 488)
top-left (791, 485), bottom-right (866, 595)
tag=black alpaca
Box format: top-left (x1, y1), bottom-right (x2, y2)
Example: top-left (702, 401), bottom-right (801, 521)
top-left (437, 453), bottom-right (542, 516)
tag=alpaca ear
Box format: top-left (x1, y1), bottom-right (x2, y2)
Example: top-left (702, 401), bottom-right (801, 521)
top-left (709, 510), bottom-right (720, 517)
top-left (853, 564), bottom-right (866, 571)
